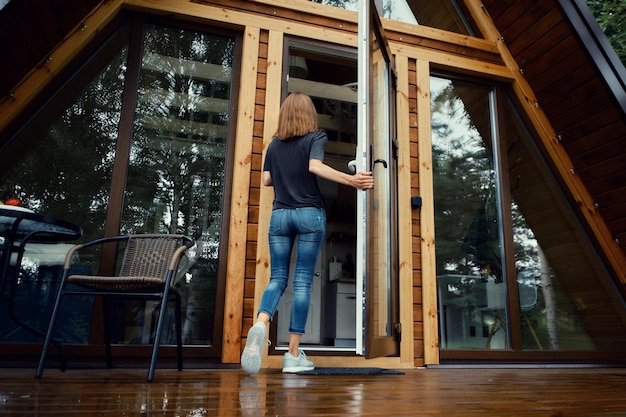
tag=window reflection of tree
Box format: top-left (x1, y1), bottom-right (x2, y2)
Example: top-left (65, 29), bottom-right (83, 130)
top-left (431, 80), bottom-right (499, 281)
top-left (124, 26), bottom-right (234, 345)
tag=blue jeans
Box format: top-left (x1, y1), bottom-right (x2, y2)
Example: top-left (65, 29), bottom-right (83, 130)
top-left (258, 207), bottom-right (325, 334)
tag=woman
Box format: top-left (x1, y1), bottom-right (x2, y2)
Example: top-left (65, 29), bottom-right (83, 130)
top-left (241, 92), bottom-right (374, 374)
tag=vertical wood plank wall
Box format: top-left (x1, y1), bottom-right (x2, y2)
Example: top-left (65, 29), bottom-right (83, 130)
top-left (416, 58), bottom-right (438, 365)
top-left (407, 58), bottom-right (425, 366)
top-left (222, 25), bottom-right (260, 363)
top-left (252, 29), bottom-right (283, 366)
top-left (238, 29), bottom-right (270, 363)
top-left (395, 54), bottom-right (417, 365)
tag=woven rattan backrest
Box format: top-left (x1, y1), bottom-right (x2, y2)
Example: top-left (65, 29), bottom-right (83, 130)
top-left (118, 235), bottom-right (182, 280)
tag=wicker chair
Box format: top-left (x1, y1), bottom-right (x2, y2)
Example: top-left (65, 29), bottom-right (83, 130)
top-left (35, 234), bottom-right (195, 382)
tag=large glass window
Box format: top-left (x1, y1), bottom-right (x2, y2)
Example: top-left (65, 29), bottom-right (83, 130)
top-left (432, 75), bottom-right (626, 354)
top-left (117, 25), bottom-right (234, 346)
top-left (431, 77), bottom-right (507, 349)
top-left (0, 22), bottom-right (235, 353)
top-left (499, 94), bottom-right (622, 352)
top-left (0, 26), bottom-right (130, 343)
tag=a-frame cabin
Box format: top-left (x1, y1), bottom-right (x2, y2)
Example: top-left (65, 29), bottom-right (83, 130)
top-left (1, 0), bottom-right (625, 370)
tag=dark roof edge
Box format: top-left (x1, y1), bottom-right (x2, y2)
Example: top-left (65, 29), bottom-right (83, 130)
top-left (557, 0), bottom-right (626, 116)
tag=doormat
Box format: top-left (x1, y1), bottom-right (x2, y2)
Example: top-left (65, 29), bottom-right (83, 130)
top-left (296, 367), bottom-right (405, 375)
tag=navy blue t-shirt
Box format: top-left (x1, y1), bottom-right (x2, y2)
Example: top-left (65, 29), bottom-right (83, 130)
top-left (263, 130), bottom-right (327, 210)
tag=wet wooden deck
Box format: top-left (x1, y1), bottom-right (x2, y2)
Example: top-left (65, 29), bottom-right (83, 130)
top-left (1, 366), bottom-right (626, 416)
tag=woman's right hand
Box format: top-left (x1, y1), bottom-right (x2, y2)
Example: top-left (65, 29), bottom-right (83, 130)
top-left (352, 171), bottom-right (375, 190)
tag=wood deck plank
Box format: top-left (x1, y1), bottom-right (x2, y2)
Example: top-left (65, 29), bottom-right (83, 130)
top-left (1, 367), bottom-right (626, 415)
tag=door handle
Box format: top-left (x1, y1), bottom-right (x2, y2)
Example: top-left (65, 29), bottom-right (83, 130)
top-left (372, 158), bottom-right (387, 169)
top-left (348, 159), bottom-right (357, 173)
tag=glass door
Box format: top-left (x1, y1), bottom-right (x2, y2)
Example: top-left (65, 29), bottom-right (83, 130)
top-left (357, 0), bottom-right (399, 357)
top-left (275, 2), bottom-right (401, 355)
top-left (278, 42), bottom-right (360, 352)
top-left (430, 76), bottom-right (506, 350)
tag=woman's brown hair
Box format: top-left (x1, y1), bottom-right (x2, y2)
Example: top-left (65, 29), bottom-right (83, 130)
top-left (274, 92), bottom-right (319, 140)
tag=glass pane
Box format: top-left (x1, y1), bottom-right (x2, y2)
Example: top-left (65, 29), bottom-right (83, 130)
top-left (116, 25), bottom-right (235, 346)
top-left (431, 76), bottom-right (508, 349)
top-left (0, 31), bottom-right (129, 343)
top-left (311, 0), bottom-right (478, 35)
top-left (369, 25), bottom-right (393, 340)
top-left (502, 95), bottom-right (626, 351)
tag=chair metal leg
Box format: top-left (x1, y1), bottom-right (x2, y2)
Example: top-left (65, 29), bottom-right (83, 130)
top-left (35, 286), bottom-right (67, 378)
top-left (148, 281), bottom-right (173, 382)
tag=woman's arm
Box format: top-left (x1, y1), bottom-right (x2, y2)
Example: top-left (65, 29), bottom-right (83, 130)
top-left (309, 159), bottom-right (374, 190)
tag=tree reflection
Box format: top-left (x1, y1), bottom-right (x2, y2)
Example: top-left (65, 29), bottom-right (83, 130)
top-left (0, 47), bottom-right (128, 242)
top-left (126, 26), bottom-right (234, 262)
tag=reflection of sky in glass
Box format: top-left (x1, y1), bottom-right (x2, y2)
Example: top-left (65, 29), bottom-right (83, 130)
top-left (315, 0), bottom-right (418, 24)
top-left (431, 76), bottom-right (541, 275)
top-left (384, 0), bottom-right (418, 24)
top-left (430, 77), bottom-right (486, 160)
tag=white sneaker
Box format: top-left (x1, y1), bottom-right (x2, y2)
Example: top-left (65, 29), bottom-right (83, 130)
top-left (241, 322), bottom-right (266, 374)
top-left (282, 350), bottom-right (314, 373)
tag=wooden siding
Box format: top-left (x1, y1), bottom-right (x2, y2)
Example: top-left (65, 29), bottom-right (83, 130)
top-left (222, 24), bottom-right (260, 363)
top-left (408, 59), bottom-right (426, 366)
top-left (395, 54), bottom-right (417, 366)
top-left (415, 57), bottom-right (438, 365)
top-left (244, 27), bottom-right (270, 358)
